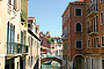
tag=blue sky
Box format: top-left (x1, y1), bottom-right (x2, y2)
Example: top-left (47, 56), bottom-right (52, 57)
top-left (28, 0), bottom-right (76, 37)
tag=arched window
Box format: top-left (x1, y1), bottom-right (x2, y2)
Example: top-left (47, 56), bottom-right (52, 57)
top-left (76, 23), bottom-right (82, 32)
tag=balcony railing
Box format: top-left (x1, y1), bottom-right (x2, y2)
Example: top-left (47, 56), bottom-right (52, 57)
top-left (62, 33), bottom-right (68, 40)
top-left (87, 4), bottom-right (98, 17)
top-left (22, 46), bottom-right (28, 54)
top-left (87, 25), bottom-right (98, 36)
top-left (7, 43), bottom-right (28, 55)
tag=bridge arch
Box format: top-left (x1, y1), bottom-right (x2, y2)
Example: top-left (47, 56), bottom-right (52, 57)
top-left (41, 57), bottom-right (62, 65)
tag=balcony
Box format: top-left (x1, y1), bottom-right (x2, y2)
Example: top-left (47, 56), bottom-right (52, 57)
top-left (62, 33), bottom-right (68, 40)
top-left (7, 43), bottom-right (28, 57)
top-left (22, 45), bottom-right (28, 55)
top-left (87, 25), bottom-right (98, 36)
top-left (87, 4), bottom-right (98, 18)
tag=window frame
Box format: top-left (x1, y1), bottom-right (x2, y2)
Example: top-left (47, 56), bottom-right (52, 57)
top-left (100, 0), bottom-right (103, 3)
top-left (100, 11), bottom-right (104, 25)
top-left (75, 8), bottom-right (82, 16)
top-left (68, 8), bottom-right (70, 18)
top-left (96, 38), bottom-right (100, 48)
top-left (101, 35), bottom-right (104, 47)
top-left (91, 38), bottom-right (94, 48)
top-left (75, 22), bottom-right (83, 32)
top-left (68, 23), bottom-right (70, 33)
top-left (75, 40), bottom-right (83, 49)
top-left (87, 39), bottom-right (90, 48)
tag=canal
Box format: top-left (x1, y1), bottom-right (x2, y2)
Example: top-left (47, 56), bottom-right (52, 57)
top-left (41, 61), bottom-right (61, 69)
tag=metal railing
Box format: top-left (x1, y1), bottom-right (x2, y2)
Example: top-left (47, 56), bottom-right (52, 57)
top-left (87, 4), bottom-right (98, 15)
top-left (7, 43), bottom-right (28, 54)
top-left (87, 25), bottom-right (98, 34)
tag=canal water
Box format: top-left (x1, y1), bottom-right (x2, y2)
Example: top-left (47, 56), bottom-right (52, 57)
top-left (41, 61), bottom-right (61, 69)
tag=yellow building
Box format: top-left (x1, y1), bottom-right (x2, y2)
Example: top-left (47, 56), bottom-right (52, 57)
top-left (27, 17), bottom-right (40, 69)
top-left (0, 0), bottom-right (28, 69)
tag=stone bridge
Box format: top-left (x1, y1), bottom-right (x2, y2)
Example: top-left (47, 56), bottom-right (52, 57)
top-left (41, 57), bottom-right (62, 65)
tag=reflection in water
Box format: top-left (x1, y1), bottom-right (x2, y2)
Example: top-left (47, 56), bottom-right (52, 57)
top-left (41, 61), bottom-right (61, 69)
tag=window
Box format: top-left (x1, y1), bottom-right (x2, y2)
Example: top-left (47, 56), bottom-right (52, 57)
top-left (67, 40), bottom-right (70, 49)
top-left (100, 12), bottom-right (104, 24)
top-left (17, 34), bottom-right (19, 41)
top-left (31, 56), bottom-right (33, 65)
top-left (8, 0), bottom-right (11, 5)
top-left (64, 26), bottom-right (68, 38)
top-left (101, 35), bottom-right (104, 47)
top-left (64, 16), bottom-right (65, 23)
top-left (86, 4), bottom-right (89, 11)
top-left (21, 31), bottom-right (23, 47)
top-left (63, 43), bottom-right (67, 49)
top-left (7, 22), bottom-right (15, 54)
top-left (68, 9), bottom-right (70, 18)
top-left (13, 0), bottom-right (16, 9)
top-left (31, 38), bottom-right (33, 48)
top-left (96, 16), bottom-right (98, 32)
top-left (76, 23), bottom-right (82, 32)
top-left (35, 27), bottom-right (38, 33)
top-left (51, 47), bottom-right (54, 49)
top-left (28, 24), bottom-right (31, 28)
top-left (91, 0), bottom-right (94, 4)
top-left (91, 38), bottom-right (99, 48)
top-left (87, 22), bottom-right (90, 33)
top-left (87, 39), bottom-right (90, 48)
top-left (75, 8), bottom-right (82, 16)
top-left (86, 58), bottom-right (90, 69)
top-left (94, 38), bottom-right (96, 48)
top-left (7, 22), bottom-right (10, 54)
top-left (28, 57), bottom-right (30, 67)
top-left (91, 39), bottom-right (94, 48)
top-left (102, 60), bottom-right (104, 69)
top-left (68, 23), bottom-right (70, 33)
top-left (96, 38), bottom-right (99, 47)
top-left (100, 0), bottom-right (103, 3)
top-left (76, 40), bottom-right (82, 49)
top-left (40, 40), bottom-right (43, 45)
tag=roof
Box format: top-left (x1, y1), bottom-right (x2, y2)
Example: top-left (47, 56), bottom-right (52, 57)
top-left (71, 0), bottom-right (84, 3)
top-left (52, 36), bottom-right (60, 39)
top-left (36, 25), bottom-right (39, 28)
top-left (28, 17), bottom-right (35, 20)
top-left (62, 0), bottom-right (84, 17)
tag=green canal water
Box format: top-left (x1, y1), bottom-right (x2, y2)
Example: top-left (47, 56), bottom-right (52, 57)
top-left (41, 61), bottom-right (61, 69)
top-left (41, 64), bottom-right (60, 69)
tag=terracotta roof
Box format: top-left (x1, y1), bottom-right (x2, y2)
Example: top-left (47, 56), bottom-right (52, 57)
top-left (71, 0), bottom-right (84, 3)
top-left (36, 25), bottom-right (39, 28)
top-left (28, 17), bottom-right (35, 20)
top-left (52, 36), bottom-right (60, 39)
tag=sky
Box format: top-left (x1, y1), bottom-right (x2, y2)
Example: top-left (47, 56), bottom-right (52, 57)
top-left (28, 0), bottom-right (76, 37)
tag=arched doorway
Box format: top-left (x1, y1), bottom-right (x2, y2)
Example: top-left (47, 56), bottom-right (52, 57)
top-left (73, 55), bottom-right (85, 69)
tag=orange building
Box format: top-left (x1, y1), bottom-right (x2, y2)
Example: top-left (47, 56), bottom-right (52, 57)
top-left (85, 0), bottom-right (104, 69)
top-left (62, 0), bottom-right (85, 69)
top-left (62, 0), bottom-right (104, 69)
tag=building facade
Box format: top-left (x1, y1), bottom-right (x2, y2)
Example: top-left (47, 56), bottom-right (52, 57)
top-left (48, 37), bottom-right (63, 59)
top-left (0, 0), bottom-right (28, 69)
top-left (62, 0), bottom-right (104, 69)
top-left (27, 17), bottom-right (40, 69)
top-left (39, 32), bottom-right (51, 59)
top-left (85, 0), bottom-right (104, 69)
top-left (62, 0), bottom-right (86, 69)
